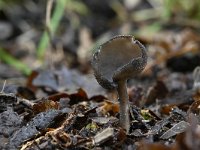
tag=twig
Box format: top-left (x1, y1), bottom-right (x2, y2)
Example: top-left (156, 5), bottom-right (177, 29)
top-left (45, 0), bottom-right (54, 45)
top-left (46, 0), bottom-right (54, 30)
top-left (17, 98), bottom-right (35, 109)
top-left (1, 80), bottom-right (6, 93)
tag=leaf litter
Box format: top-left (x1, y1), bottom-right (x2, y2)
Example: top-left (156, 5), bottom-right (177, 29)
top-left (1, 59), bottom-right (200, 149)
top-left (1, 1), bottom-right (200, 150)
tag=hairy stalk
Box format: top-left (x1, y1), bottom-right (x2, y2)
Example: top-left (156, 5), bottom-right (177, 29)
top-left (117, 80), bottom-right (130, 132)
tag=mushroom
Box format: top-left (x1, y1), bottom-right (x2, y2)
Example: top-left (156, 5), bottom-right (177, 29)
top-left (92, 35), bottom-right (147, 132)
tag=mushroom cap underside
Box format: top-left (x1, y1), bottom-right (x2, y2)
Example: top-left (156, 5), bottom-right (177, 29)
top-left (92, 35), bottom-right (146, 89)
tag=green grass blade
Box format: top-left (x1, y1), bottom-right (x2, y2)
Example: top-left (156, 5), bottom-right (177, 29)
top-left (37, 0), bottom-right (66, 60)
top-left (0, 49), bottom-right (31, 75)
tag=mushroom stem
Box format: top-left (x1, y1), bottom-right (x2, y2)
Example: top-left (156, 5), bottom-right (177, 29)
top-left (116, 79), bottom-right (130, 132)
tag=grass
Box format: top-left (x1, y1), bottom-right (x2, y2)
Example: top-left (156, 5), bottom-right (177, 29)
top-left (0, 49), bottom-right (31, 75)
top-left (37, 0), bottom-right (89, 61)
top-left (37, 0), bottom-right (66, 60)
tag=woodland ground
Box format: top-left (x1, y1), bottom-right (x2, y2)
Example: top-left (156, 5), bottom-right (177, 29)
top-left (0, 0), bottom-right (200, 149)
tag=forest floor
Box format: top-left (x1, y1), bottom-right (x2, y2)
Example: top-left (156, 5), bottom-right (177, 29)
top-left (0, 0), bottom-right (200, 149)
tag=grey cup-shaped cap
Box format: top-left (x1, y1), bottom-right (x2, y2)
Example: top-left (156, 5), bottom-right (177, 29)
top-left (92, 35), bottom-right (147, 90)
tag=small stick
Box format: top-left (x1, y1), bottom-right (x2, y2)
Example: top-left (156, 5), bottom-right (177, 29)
top-left (1, 80), bottom-right (6, 93)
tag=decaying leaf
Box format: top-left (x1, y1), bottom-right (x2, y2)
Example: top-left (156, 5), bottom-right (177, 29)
top-left (174, 114), bottom-right (200, 150)
top-left (138, 142), bottom-right (171, 150)
top-left (47, 88), bottom-right (88, 106)
top-left (128, 86), bottom-right (144, 106)
top-left (91, 116), bottom-right (118, 125)
top-left (32, 67), bottom-right (105, 97)
top-left (33, 100), bottom-right (59, 114)
top-left (145, 29), bottom-right (200, 73)
top-left (0, 93), bottom-right (17, 112)
top-left (17, 86), bottom-right (36, 100)
top-left (68, 88), bottom-right (88, 105)
top-left (0, 107), bottom-right (22, 136)
top-left (187, 100), bottom-right (200, 123)
top-left (147, 118), bottom-right (169, 135)
top-left (160, 121), bottom-right (189, 139)
top-left (8, 109), bottom-right (67, 149)
top-left (98, 100), bottom-right (119, 116)
top-left (146, 80), bottom-right (168, 105)
top-left (26, 70), bottom-right (39, 92)
top-left (93, 127), bottom-right (114, 145)
top-left (160, 104), bottom-right (177, 115)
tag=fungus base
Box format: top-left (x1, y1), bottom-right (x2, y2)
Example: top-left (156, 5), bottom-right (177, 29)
top-left (116, 80), bottom-right (130, 132)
